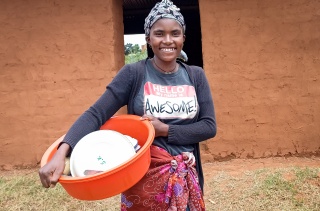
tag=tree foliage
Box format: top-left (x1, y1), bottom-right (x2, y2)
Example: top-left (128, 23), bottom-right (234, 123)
top-left (124, 43), bottom-right (141, 55)
top-left (124, 43), bottom-right (147, 64)
top-left (125, 51), bottom-right (147, 64)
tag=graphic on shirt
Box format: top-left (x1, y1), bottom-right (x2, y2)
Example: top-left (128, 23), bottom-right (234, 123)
top-left (144, 82), bottom-right (198, 119)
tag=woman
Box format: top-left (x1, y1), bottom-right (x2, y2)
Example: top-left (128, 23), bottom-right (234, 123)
top-left (39, 0), bottom-right (216, 210)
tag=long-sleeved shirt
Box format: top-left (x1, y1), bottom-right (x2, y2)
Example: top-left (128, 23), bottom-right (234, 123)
top-left (61, 58), bottom-right (217, 190)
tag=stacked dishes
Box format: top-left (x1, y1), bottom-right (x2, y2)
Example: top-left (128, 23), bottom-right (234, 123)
top-left (124, 135), bottom-right (141, 152)
top-left (70, 130), bottom-right (140, 177)
top-left (40, 114), bottom-right (155, 200)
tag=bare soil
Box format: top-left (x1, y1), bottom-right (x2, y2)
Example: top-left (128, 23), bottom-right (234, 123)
top-left (1, 156), bottom-right (319, 211)
top-left (1, 156), bottom-right (319, 178)
top-left (202, 156), bottom-right (320, 178)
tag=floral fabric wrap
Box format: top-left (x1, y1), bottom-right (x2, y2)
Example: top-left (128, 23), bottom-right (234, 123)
top-left (121, 145), bottom-right (205, 211)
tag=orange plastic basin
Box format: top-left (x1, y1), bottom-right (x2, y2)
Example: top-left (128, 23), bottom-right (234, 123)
top-left (40, 115), bottom-right (155, 200)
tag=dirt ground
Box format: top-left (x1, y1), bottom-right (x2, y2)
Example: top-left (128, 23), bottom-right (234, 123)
top-left (202, 156), bottom-right (320, 178)
top-left (1, 156), bottom-right (319, 211)
top-left (1, 156), bottom-right (319, 177)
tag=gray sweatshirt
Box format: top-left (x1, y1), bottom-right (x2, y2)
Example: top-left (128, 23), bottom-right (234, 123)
top-left (61, 58), bottom-right (217, 190)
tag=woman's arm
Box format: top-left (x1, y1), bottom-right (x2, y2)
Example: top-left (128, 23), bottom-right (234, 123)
top-left (61, 64), bottom-right (134, 149)
top-left (39, 64), bottom-right (135, 188)
top-left (39, 143), bottom-right (70, 188)
top-left (167, 67), bottom-right (217, 145)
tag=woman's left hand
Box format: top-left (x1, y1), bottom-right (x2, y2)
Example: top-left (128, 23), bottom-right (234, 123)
top-left (140, 115), bottom-right (169, 137)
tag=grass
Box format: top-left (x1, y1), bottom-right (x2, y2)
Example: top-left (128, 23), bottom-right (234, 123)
top-left (0, 171), bottom-right (120, 211)
top-left (125, 51), bottom-right (147, 64)
top-left (0, 166), bottom-right (319, 211)
top-left (205, 167), bottom-right (320, 211)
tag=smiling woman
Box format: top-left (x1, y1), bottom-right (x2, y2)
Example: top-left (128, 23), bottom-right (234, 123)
top-left (147, 18), bottom-right (185, 73)
top-left (39, 0), bottom-right (216, 210)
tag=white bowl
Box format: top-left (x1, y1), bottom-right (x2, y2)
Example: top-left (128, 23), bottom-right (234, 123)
top-left (124, 135), bottom-right (140, 151)
top-left (70, 130), bottom-right (136, 177)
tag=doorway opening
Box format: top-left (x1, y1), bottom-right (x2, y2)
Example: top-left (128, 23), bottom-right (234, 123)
top-left (123, 0), bottom-right (203, 67)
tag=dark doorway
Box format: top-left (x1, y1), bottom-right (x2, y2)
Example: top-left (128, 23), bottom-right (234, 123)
top-left (123, 0), bottom-right (203, 67)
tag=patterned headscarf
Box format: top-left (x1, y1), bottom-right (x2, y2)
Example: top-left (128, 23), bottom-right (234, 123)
top-left (144, 0), bottom-right (186, 36)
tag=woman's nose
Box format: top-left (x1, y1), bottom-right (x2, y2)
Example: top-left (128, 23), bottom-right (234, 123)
top-left (163, 35), bottom-right (173, 44)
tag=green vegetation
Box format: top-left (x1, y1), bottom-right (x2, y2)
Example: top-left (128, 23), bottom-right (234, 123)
top-left (206, 167), bottom-right (320, 210)
top-left (124, 43), bottom-right (147, 64)
top-left (0, 171), bottom-right (120, 211)
top-left (1, 166), bottom-right (319, 210)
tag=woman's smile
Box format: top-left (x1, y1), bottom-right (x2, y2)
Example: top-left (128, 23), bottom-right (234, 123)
top-left (160, 48), bottom-right (176, 52)
top-left (147, 18), bottom-right (185, 62)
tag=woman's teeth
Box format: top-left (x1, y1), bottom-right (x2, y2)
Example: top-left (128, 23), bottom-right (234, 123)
top-left (161, 48), bottom-right (175, 52)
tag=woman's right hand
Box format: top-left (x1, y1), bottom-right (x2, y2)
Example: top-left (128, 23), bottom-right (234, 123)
top-left (140, 115), bottom-right (169, 137)
top-left (38, 143), bottom-right (70, 188)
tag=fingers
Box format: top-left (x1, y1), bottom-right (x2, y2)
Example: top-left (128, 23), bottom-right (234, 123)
top-left (39, 160), bottom-right (64, 188)
top-left (39, 145), bottom-right (70, 188)
top-left (39, 166), bottom-right (53, 188)
top-left (140, 115), bottom-right (153, 121)
top-left (50, 169), bottom-right (62, 187)
top-left (39, 167), bottom-right (61, 188)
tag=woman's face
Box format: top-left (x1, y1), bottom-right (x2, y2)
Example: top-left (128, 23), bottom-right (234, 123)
top-left (146, 18), bottom-right (185, 62)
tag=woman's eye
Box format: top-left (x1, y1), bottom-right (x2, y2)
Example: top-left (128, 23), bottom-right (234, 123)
top-left (172, 32), bottom-right (181, 37)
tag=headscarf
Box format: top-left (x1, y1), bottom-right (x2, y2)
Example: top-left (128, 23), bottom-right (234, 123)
top-left (177, 49), bottom-right (188, 62)
top-left (144, 0), bottom-right (186, 36)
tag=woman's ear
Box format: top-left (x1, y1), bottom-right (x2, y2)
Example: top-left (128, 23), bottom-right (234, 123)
top-left (146, 36), bottom-right (150, 44)
top-left (183, 35), bottom-right (186, 43)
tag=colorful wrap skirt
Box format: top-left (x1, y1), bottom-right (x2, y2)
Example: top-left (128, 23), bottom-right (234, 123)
top-left (121, 145), bottom-right (205, 211)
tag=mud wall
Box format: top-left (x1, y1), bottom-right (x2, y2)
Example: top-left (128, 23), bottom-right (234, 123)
top-left (199, 0), bottom-right (320, 161)
top-left (1, 0), bottom-right (319, 168)
top-left (0, 0), bottom-right (124, 168)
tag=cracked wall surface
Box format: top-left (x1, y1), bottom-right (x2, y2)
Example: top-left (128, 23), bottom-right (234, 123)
top-left (0, 0), bottom-right (124, 168)
top-left (199, 0), bottom-right (320, 162)
top-left (0, 0), bottom-right (319, 167)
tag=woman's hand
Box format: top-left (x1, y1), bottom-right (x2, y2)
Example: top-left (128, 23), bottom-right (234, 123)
top-left (38, 143), bottom-right (70, 188)
top-left (141, 115), bottom-right (169, 137)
